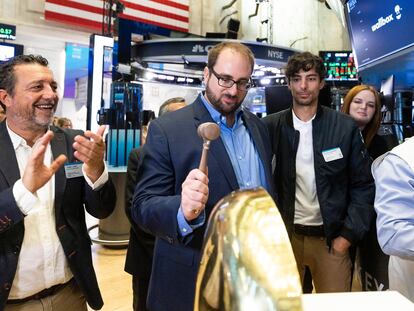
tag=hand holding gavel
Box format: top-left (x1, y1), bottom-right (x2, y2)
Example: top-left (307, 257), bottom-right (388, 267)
top-left (181, 122), bottom-right (220, 220)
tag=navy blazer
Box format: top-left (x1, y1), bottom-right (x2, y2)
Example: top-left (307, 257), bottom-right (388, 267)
top-left (0, 122), bottom-right (116, 311)
top-left (132, 95), bottom-right (274, 311)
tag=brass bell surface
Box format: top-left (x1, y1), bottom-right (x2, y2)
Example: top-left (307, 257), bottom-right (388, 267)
top-left (195, 187), bottom-right (303, 311)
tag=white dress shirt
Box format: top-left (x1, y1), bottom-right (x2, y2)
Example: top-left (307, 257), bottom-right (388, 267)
top-left (7, 124), bottom-right (108, 299)
top-left (292, 111), bottom-right (323, 226)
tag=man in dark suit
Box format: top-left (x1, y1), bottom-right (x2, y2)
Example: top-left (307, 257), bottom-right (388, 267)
top-left (132, 42), bottom-right (275, 311)
top-left (0, 55), bottom-right (116, 311)
top-left (124, 98), bottom-right (186, 311)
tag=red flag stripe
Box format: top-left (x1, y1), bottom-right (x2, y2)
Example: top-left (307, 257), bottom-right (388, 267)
top-left (45, 11), bottom-right (103, 31)
top-left (120, 14), bottom-right (188, 33)
top-left (45, 0), bottom-right (103, 15)
top-left (123, 3), bottom-right (188, 23)
top-left (129, 0), bottom-right (189, 12)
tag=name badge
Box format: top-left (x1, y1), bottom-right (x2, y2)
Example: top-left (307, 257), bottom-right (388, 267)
top-left (322, 147), bottom-right (343, 162)
top-left (64, 163), bottom-right (83, 179)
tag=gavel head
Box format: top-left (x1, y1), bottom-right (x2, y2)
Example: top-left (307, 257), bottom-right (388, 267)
top-left (197, 122), bottom-right (220, 142)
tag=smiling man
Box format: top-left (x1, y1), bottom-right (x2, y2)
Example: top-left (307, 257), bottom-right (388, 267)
top-left (0, 55), bottom-right (116, 311)
top-left (263, 52), bottom-right (375, 293)
top-left (132, 42), bottom-right (274, 311)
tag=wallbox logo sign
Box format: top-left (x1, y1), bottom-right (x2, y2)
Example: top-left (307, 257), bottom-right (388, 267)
top-left (395, 5), bottom-right (402, 20)
top-left (371, 14), bottom-right (394, 32)
top-left (371, 4), bottom-right (403, 32)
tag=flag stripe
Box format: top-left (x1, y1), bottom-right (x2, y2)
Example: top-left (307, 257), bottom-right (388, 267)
top-left (120, 14), bottom-right (187, 33)
top-left (45, 0), bottom-right (103, 14)
top-left (132, 0), bottom-right (189, 12)
top-left (45, 11), bottom-right (103, 31)
top-left (45, 0), bottom-right (189, 32)
top-left (120, 9), bottom-right (188, 29)
top-left (123, 5), bottom-right (188, 24)
top-left (46, 3), bottom-right (104, 23)
top-left (123, 1), bottom-right (188, 20)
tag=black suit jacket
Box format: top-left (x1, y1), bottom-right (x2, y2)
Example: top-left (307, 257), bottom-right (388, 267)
top-left (0, 122), bottom-right (116, 310)
top-left (132, 95), bottom-right (275, 311)
top-left (124, 146), bottom-right (154, 279)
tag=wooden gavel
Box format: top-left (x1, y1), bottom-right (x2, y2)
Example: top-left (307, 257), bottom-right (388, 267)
top-left (197, 122), bottom-right (220, 174)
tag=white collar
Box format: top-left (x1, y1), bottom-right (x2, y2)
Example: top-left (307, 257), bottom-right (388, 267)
top-left (5, 121), bottom-right (29, 151)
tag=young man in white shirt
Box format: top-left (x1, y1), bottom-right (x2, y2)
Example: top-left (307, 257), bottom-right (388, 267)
top-left (263, 51), bottom-right (375, 292)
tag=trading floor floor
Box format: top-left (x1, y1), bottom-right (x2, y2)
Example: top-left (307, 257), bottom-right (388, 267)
top-left (88, 245), bottom-right (132, 311)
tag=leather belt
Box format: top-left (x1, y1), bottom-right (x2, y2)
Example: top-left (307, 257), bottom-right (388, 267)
top-left (294, 224), bottom-right (325, 237)
top-left (7, 279), bottom-right (73, 304)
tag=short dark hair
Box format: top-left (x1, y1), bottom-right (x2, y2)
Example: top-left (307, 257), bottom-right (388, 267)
top-left (207, 41), bottom-right (255, 74)
top-left (158, 97), bottom-right (186, 116)
top-left (284, 52), bottom-right (326, 82)
top-left (0, 55), bottom-right (49, 110)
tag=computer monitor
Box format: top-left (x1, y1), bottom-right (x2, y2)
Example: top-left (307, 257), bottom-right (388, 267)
top-left (0, 42), bottom-right (23, 63)
top-left (345, 1), bottom-right (414, 69)
top-left (319, 51), bottom-right (358, 81)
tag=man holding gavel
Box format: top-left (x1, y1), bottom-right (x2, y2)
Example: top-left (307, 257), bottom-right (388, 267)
top-left (132, 41), bottom-right (274, 311)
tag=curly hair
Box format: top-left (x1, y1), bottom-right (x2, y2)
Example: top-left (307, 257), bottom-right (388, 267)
top-left (284, 52), bottom-right (326, 82)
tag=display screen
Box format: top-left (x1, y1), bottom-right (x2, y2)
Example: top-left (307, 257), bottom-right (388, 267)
top-left (0, 23), bottom-right (16, 40)
top-left (319, 51), bottom-right (358, 81)
top-left (346, 0), bottom-right (414, 69)
top-left (0, 42), bottom-right (23, 63)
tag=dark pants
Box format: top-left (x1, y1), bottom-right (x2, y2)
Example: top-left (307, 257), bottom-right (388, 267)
top-left (132, 275), bottom-right (150, 311)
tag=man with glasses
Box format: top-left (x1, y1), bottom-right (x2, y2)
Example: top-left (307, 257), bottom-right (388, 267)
top-left (132, 42), bottom-right (274, 311)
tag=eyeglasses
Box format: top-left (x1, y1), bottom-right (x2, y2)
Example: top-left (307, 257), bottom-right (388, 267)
top-left (209, 67), bottom-right (252, 91)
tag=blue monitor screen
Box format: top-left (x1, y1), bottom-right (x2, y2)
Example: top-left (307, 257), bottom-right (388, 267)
top-left (346, 0), bottom-right (414, 69)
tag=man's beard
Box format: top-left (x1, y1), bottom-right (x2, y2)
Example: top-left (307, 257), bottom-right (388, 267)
top-left (12, 103), bottom-right (55, 132)
top-left (205, 86), bottom-right (243, 116)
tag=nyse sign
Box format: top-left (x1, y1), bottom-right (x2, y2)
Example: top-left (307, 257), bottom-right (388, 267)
top-left (268, 49), bottom-right (284, 60)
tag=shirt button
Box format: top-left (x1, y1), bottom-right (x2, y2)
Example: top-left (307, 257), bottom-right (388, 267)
top-left (238, 156), bottom-right (242, 160)
top-left (182, 228), bottom-right (187, 233)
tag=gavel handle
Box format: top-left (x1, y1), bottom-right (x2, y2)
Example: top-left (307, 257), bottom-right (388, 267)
top-left (198, 141), bottom-right (211, 174)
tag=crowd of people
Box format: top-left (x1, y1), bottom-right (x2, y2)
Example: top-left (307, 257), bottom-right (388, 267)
top-left (0, 43), bottom-right (412, 311)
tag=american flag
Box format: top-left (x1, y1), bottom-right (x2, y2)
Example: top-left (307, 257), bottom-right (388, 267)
top-left (44, 0), bottom-right (189, 33)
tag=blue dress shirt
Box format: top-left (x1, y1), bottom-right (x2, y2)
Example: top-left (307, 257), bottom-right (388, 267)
top-left (177, 94), bottom-right (268, 237)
